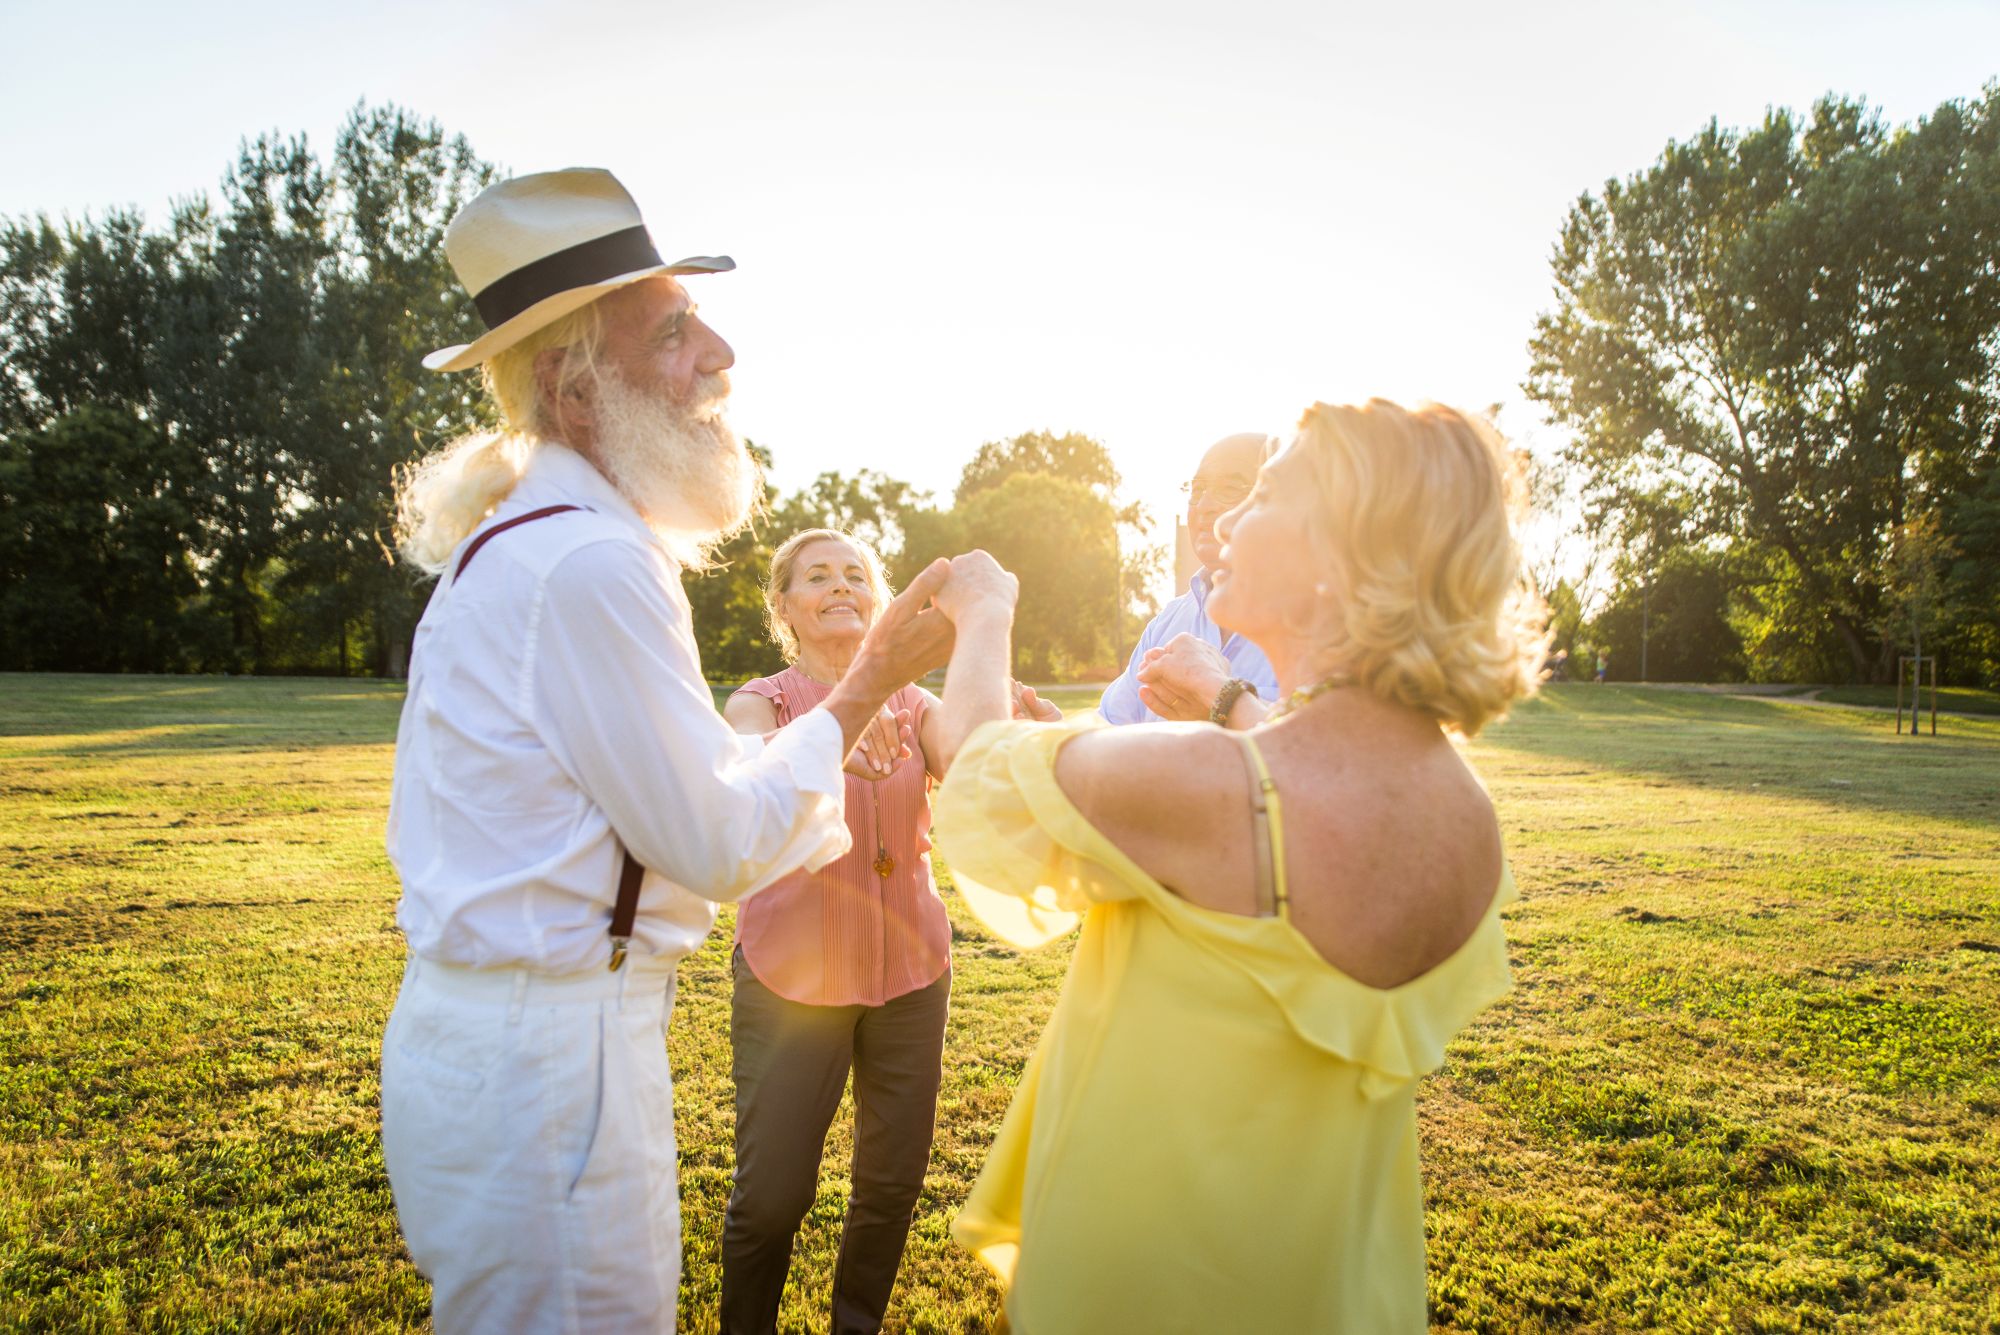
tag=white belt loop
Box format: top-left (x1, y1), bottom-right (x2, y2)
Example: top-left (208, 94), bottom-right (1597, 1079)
top-left (507, 968), bottom-right (529, 1024)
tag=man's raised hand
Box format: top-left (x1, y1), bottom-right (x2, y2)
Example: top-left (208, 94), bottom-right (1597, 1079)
top-left (853, 557), bottom-right (957, 694)
top-left (931, 550), bottom-right (1018, 626)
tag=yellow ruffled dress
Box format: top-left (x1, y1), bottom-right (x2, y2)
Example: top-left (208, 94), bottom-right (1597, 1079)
top-left (933, 717), bottom-right (1516, 1334)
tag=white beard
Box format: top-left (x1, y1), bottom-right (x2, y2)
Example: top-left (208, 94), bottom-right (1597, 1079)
top-left (592, 370), bottom-right (756, 567)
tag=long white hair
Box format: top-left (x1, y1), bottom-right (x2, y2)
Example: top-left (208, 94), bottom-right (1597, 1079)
top-left (393, 305), bottom-right (607, 576)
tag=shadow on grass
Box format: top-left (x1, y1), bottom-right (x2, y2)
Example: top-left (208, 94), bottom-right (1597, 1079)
top-left (1, 675), bottom-right (407, 756)
top-left (1478, 686), bottom-right (2000, 828)
top-left (3, 675), bottom-right (1096, 758)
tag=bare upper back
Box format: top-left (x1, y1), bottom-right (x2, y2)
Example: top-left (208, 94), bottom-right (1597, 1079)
top-left (1053, 716), bottom-right (1503, 990)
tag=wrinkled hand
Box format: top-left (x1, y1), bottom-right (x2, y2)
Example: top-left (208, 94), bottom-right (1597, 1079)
top-left (931, 550), bottom-right (1019, 625)
top-left (845, 704), bottom-right (914, 781)
top-left (1011, 680), bottom-right (1063, 723)
top-left (1136, 632), bottom-right (1231, 721)
top-left (853, 557), bottom-right (957, 691)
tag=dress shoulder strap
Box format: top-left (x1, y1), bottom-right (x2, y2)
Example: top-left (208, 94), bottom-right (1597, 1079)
top-left (1234, 732), bottom-right (1291, 920)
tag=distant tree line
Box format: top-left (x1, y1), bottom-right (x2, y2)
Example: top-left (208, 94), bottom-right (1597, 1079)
top-left (23, 92), bottom-right (1990, 689)
top-left (695, 429), bottom-right (1159, 683)
top-left (1529, 87), bottom-right (2000, 687)
top-left (0, 104), bottom-right (1157, 682)
top-left (0, 105), bottom-right (493, 677)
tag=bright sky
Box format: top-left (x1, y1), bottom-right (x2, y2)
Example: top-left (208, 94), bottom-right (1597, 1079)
top-left (5, 0), bottom-right (1996, 595)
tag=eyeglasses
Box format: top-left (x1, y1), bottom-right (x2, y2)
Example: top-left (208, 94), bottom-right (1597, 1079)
top-left (1180, 478), bottom-right (1252, 509)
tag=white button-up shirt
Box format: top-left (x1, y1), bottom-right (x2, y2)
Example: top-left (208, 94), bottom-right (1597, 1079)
top-left (386, 444), bottom-right (850, 973)
top-left (1097, 569), bottom-right (1280, 725)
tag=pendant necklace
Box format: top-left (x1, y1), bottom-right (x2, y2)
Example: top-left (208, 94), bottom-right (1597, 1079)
top-left (871, 783), bottom-right (896, 878)
top-left (808, 662), bottom-right (892, 876)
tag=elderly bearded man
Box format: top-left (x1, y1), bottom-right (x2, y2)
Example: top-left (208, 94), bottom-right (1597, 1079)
top-left (379, 169), bottom-right (954, 1334)
top-left (1096, 432), bottom-right (1279, 727)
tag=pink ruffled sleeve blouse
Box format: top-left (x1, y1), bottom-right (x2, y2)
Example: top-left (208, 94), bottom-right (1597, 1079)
top-left (731, 667), bottom-right (951, 1006)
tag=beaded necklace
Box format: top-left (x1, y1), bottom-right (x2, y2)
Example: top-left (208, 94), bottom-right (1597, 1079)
top-left (1265, 673), bottom-right (1355, 722)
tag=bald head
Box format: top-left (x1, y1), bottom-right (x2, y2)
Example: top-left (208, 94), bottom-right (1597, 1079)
top-left (1199, 432), bottom-right (1271, 479)
top-left (1186, 432), bottom-right (1271, 571)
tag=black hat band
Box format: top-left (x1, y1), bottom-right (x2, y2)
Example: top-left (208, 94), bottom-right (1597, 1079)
top-left (471, 225), bottom-right (663, 330)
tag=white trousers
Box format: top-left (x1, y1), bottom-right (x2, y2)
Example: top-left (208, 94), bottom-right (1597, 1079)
top-left (380, 953), bottom-right (683, 1334)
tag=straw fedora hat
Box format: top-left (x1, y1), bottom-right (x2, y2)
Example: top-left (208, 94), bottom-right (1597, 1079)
top-left (423, 167), bottom-right (733, 373)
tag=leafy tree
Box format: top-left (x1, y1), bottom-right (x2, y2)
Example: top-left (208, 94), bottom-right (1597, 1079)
top-left (683, 443), bottom-right (785, 683)
top-left (0, 104), bottom-right (497, 676)
top-left (1872, 512), bottom-right (1957, 678)
top-left (1936, 448), bottom-right (2000, 686)
top-left (1728, 543), bottom-right (1852, 683)
top-left (290, 104), bottom-right (496, 675)
top-left (1588, 543), bottom-right (1747, 683)
top-left (0, 404), bottom-right (218, 671)
top-left (769, 468), bottom-right (924, 559)
top-left (957, 429), bottom-right (1124, 503)
top-left (696, 429), bottom-right (1148, 683)
top-left (0, 211), bottom-right (171, 435)
top-left (1528, 88), bottom-right (2000, 682)
top-left (1542, 578), bottom-right (1588, 671)
top-left (900, 472), bottom-right (1123, 680)
top-left (954, 428), bottom-right (1159, 644)
top-left (0, 108), bottom-right (1162, 688)
top-left (161, 132), bottom-right (336, 670)
top-left (682, 448), bottom-right (947, 683)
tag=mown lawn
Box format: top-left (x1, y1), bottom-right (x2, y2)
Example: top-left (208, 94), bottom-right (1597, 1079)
top-left (1814, 683), bottom-right (2000, 717)
top-left (2, 675), bottom-right (1997, 1333)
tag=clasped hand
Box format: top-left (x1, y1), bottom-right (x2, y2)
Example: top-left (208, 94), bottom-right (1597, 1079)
top-left (1136, 632), bottom-right (1231, 721)
top-left (844, 705), bottom-right (914, 781)
top-left (841, 548), bottom-right (1045, 780)
top-left (929, 549), bottom-right (1019, 624)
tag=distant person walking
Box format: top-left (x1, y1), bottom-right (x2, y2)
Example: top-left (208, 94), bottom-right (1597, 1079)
top-left (1595, 650), bottom-right (1608, 683)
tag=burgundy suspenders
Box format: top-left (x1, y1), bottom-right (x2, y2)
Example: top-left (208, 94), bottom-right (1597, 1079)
top-left (452, 504), bottom-right (585, 578)
top-left (454, 504), bottom-right (646, 971)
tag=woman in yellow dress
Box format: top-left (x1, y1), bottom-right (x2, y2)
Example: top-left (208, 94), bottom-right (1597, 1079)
top-left (922, 400), bottom-right (1547, 1333)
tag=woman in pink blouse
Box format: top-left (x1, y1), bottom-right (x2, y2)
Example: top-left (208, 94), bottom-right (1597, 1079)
top-left (719, 527), bottom-right (1053, 1335)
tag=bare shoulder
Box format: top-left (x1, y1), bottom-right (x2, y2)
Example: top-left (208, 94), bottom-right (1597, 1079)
top-left (722, 689), bottom-right (779, 735)
top-left (1054, 723), bottom-right (1243, 822)
top-left (1054, 724), bottom-right (1252, 903)
top-left (1280, 739), bottom-right (1506, 987)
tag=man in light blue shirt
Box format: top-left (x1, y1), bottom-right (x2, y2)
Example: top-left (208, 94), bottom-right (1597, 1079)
top-left (1099, 433), bottom-right (1278, 725)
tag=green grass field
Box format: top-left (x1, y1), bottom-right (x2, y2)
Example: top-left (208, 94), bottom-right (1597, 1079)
top-left (1813, 684), bottom-right (2000, 717)
top-left (3, 675), bottom-right (1998, 1333)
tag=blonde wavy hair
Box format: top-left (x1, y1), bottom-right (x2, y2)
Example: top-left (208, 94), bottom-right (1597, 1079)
top-left (1292, 399), bottom-right (1547, 736)
top-left (763, 528), bottom-right (893, 663)
top-left (392, 304), bottom-right (608, 576)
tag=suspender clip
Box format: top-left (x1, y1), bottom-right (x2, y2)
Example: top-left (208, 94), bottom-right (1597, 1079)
top-left (608, 937), bottom-right (630, 972)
